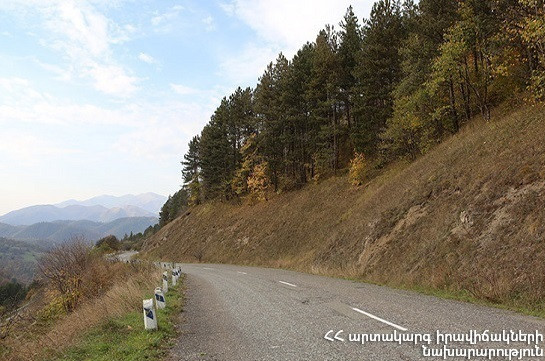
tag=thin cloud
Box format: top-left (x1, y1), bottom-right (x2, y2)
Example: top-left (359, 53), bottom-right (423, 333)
top-left (86, 63), bottom-right (139, 97)
top-left (9, 1), bottom-right (140, 97)
top-left (0, 131), bottom-right (79, 165)
top-left (0, 76), bottom-right (138, 126)
top-left (218, 43), bottom-right (278, 86)
top-left (202, 15), bottom-right (215, 32)
top-left (170, 83), bottom-right (199, 96)
top-left (113, 101), bottom-right (213, 160)
top-left (138, 52), bottom-right (156, 64)
top-left (0, 76), bottom-right (211, 162)
top-left (220, 0), bottom-right (374, 56)
top-left (151, 5), bottom-right (183, 26)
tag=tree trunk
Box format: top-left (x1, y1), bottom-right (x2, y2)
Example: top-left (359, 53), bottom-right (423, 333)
top-left (448, 76), bottom-right (459, 133)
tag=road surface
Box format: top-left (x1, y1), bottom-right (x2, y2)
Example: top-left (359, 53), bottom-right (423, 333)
top-left (108, 250), bottom-right (138, 262)
top-left (167, 263), bottom-right (545, 361)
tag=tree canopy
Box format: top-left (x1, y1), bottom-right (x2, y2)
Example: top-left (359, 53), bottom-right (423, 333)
top-left (170, 0), bottom-right (544, 207)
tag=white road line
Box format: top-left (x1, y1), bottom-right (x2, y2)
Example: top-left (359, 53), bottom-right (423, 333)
top-left (352, 307), bottom-right (408, 331)
top-left (278, 281), bottom-right (297, 287)
top-left (237, 271), bottom-right (247, 275)
top-left (202, 267), bottom-right (215, 270)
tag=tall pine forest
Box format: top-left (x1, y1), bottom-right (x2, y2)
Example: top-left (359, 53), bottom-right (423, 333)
top-left (160, 0), bottom-right (545, 224)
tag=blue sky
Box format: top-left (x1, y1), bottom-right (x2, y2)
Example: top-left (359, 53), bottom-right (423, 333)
top-left (0, 0), bottom-right (373, 214)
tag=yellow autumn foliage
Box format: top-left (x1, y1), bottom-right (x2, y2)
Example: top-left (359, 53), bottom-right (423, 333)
top-left (348, 153), bottom-right (367, 186)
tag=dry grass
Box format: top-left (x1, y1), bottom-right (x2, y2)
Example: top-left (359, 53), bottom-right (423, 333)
top-left (1, 263), bottom-right (160, 361)
top-left (143, 104), bottom-right (545, 314)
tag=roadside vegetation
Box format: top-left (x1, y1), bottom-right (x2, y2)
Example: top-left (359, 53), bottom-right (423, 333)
top-left (48, 280), bottom-right (182, 361)
top-left (0, 238), bottom-right (180, 361)
top-left (0, 281), bottom-right (28, 316)
top-left (118, 224), bottom-right (162, 251)
top-left (0, 237), bottom-right (46, 284)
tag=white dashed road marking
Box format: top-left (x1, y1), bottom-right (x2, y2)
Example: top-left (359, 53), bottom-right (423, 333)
top-left (278, 281), bottom-right (297, 287)
top-left (352, 307), bottom-right (408, 331)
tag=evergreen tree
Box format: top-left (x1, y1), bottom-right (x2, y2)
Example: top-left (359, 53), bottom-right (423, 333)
top-left (254, 54), bottom-right (290, 190)
top-left (352, 0), bottom-right (406, 156)
top-left (227, 87), bottom-right (255, 172)
top-left (283, 42), bottom-right (315, 184)
top-left (182, 135), bottom-right (200, 184)
top-left (182, 135), bottom-right (201, 204)
top-left (337, 6), bottom-right (363, 128)
top-left (199, 103), bottom-right (233, 199)
top-left (308, 28), bottom-right (342, 176)
top-left (158, 195), bottom-right (171, 227)
top-left (159, 189), bottom-right (188, 226)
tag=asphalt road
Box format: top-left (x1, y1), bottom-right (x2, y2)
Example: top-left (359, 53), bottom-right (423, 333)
top-left (107, 250), bottom-right (138, 262)
top-left (167, 264), bottom-right (545, 361)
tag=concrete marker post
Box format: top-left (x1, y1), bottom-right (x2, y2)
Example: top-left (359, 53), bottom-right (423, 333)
top-left (143, 298), bottom-right (157, 330)
top-left (172, 269), bottom-right (177, 286)
top-left (162, 271), bottom-right (169, 293)
top-left (154, 287), bottom-right (166, 309)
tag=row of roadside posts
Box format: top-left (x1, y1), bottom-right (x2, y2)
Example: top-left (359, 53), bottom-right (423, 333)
top-left (143, 262), bottom-right (182, 331)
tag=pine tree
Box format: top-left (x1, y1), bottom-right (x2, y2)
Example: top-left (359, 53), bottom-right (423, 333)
top-left (158, 196), bottom-right (171, 227)
top-left (352, 0), bottom-right (406, 156)
top-left (254, 54), bottom-right (290, 190)
top-left (338, 6), bottom-right (362, 128)
top-left (283, 42), bottom-right (315, 184)
top-left (199, 103), bottom-right (232, 199)
top-left (308, 28), bottom-right (342, 177)
top-left (182, 135), bottom-right (200, 184)
top-left (182, 135), bottom-right (201, 204)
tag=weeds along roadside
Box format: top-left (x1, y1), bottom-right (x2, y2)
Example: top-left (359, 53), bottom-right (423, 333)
top-left (0, 241), bottom-right (180, 361)
top-left (46, 274), bottom-right (183, 361)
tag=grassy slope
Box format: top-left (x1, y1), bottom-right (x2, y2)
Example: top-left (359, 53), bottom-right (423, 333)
top-left (47, 279), bottom-right (183, 361)
top-left (144, 104), bottom-right (545, 313)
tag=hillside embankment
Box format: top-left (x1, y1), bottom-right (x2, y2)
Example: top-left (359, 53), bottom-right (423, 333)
top-left (143, 104), bottom-right (545, 313)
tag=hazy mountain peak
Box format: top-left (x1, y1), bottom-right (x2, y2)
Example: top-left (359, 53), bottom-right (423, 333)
top-left (0, 193), bottom-right (166, 226)
top-left (54, 193), bottom-right (166, 214)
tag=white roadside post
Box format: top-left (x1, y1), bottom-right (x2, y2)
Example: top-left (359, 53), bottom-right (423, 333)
top-left (143, 298), bottom-right (157, 330)
top-left (154, 287), bottom-right (166, 309)
top-left (172, 269), bottom-right (177, 286)
top-left (162, 271), bottom-right (169, 293)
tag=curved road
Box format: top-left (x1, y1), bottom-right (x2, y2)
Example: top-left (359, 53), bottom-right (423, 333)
top-left (167, 264), bottom-right (545, 361)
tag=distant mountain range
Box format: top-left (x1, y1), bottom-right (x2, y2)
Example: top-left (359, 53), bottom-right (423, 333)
top-left (55, 193), bottom-right (166, 214)
top-left (0, 217), bottom-right (158, 243)
top-left (0, 193), bottom-right (166, 226)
